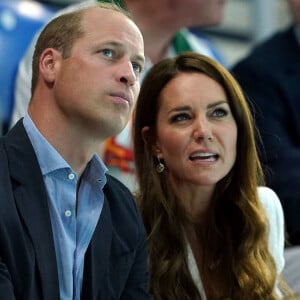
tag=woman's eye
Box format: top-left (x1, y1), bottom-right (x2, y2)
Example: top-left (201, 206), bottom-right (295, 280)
top-left (102, 49), bottom-right (113, 58)
top-left (211, 108), bottom-right (228, 118)
top-left (170, 113), bottom-right (191, 123)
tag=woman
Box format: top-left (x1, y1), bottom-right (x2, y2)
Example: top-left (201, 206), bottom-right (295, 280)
top-left (133, 52), bottom-right (290, 299)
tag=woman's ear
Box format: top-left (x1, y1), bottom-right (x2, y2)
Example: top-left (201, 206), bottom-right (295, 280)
top-left (141, 126), bottom-right (162, 156)
top-left (153, 144), bottom-right (163, 157)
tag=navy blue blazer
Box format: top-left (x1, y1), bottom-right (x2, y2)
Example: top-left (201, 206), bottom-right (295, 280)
top-left (231, 26), bottom-right (300, 245)
top-left (0, 120), bottom-right (152, 299)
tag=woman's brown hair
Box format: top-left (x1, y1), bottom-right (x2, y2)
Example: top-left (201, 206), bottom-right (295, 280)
top-left (133, 52), bottom-right (282, 299)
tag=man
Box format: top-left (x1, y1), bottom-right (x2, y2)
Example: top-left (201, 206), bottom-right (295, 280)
top-left (0, 3), bottom-right (151, 299)
top-left (10, 0), bottom-right (227, 190)
top-left (231, 0), bottom-right (300, 245)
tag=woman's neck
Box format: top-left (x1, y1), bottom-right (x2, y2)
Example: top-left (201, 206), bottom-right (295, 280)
top-left (185, 224), bottom-right (230, 299)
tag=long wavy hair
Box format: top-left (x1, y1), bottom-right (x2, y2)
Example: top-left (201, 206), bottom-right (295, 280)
top-left (133, 52), bottom-right (280, 299)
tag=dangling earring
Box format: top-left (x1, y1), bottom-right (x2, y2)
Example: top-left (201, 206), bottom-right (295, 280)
top-left (156, 157), bottom-right (165, 173)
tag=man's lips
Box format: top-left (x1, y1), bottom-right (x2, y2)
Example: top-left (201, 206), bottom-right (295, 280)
top-left (110, 92), bottom-right (130, 104)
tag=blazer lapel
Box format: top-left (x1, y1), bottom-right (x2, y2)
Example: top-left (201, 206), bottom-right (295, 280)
top-left (4, 121), bottom-right (60, 300)
top-left (81, 195), bottom-right (113, 299)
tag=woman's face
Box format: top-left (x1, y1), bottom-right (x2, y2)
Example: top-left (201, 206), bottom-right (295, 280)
top-left (154, 72), bottom-right (237, 189)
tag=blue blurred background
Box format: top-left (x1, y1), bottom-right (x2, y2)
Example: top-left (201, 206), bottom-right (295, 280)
top-left (0, 0), bottom-right (291, 134)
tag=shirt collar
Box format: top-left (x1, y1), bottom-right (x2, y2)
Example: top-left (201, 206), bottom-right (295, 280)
top-left (23, 114), bottom-right (107, 181)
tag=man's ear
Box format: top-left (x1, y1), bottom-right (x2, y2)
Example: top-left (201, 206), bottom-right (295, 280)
top-left (39, 48), bottom-right (61, 83)
top-left (141, 126), bottom-right (162, 156)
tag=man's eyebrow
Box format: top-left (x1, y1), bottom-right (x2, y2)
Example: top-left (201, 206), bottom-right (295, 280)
top-left (101, 40), bottom-right (123, 47)
top-left (133, 53), bottom-right (145, 67)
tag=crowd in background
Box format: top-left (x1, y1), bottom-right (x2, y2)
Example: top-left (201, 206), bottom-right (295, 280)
top-left (0, 0), bottom-right (300, 297)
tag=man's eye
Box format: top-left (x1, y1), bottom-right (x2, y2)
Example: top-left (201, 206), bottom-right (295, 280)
top-left (132, 62), bottom-right (142, 74)
top-left (102, 49), bottom-right (113, 58)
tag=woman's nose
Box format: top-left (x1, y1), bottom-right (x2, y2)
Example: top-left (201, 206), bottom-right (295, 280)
top-left (193, 117), bottom-right (212, 141)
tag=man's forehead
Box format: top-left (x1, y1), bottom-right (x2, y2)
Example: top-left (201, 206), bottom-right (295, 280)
top-left (83, 6), bottom-right (128, 22)
top-left (82, 9), bottom-right (142, 41)
top-left (81, 7), bottom-right (138, 34)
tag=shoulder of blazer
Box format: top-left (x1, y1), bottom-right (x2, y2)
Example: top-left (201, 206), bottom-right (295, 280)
top-left (0, 120), bottom-right (60, 300)
top-left (2, 119), bottom-right (43, 183)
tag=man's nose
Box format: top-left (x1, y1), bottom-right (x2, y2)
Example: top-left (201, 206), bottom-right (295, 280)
top-left (117, 59), bottom-right (137, 86)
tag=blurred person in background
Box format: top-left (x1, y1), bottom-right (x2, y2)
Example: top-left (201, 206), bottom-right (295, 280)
top-left (231, 0), bottom-right (300, 246)
top-left (10, 0), bottom-right (227, 191)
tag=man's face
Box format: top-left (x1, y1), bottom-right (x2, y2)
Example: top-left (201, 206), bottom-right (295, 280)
top-left (53, 8), bottom-right (145, 140)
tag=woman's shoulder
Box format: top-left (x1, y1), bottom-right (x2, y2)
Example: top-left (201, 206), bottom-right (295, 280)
top-left (257, 186), bottom-right (285, 275)
top-left (257, 186), bottom-right (283, 217)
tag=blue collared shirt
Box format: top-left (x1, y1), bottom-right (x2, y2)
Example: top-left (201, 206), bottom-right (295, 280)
top-left (23, 114), bottom-right (107, 300)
